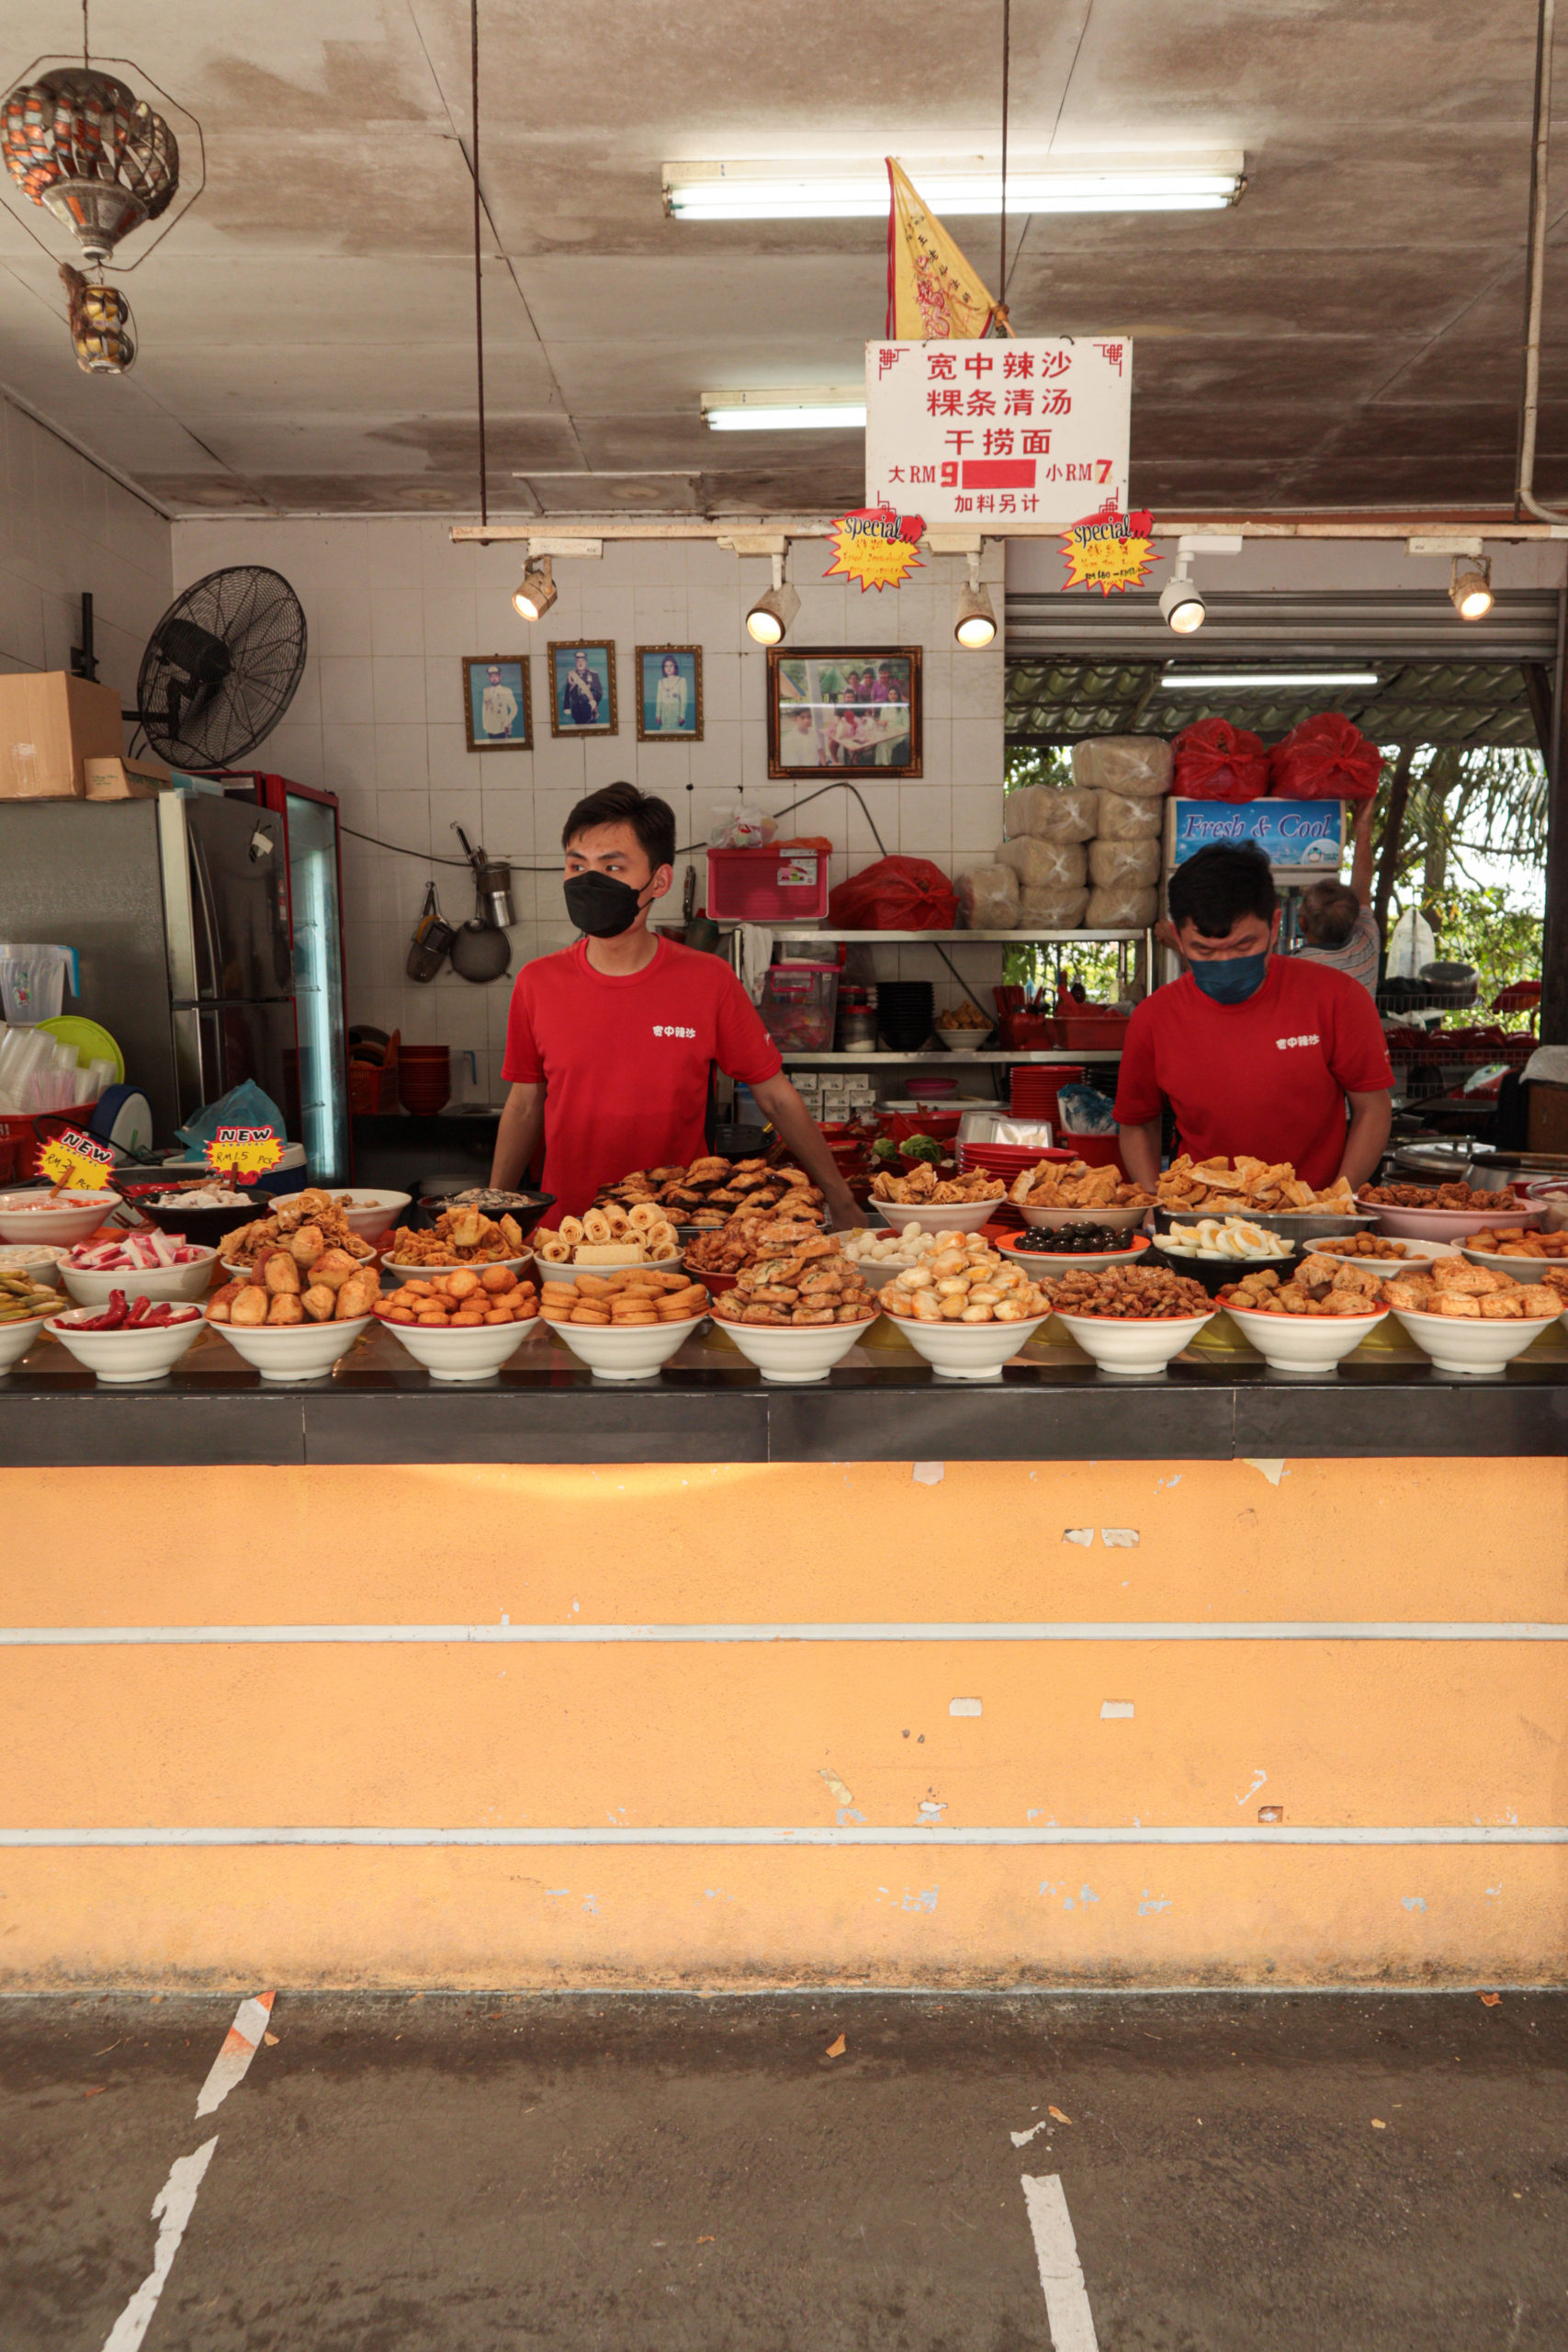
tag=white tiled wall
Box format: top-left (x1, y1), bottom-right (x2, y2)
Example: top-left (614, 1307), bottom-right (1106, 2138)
top-left (168, 518), bottom-right (1008, 1102)
top-left (0, 396), bottom-right (172, 710)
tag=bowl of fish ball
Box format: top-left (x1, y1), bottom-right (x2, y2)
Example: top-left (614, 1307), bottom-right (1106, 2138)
top-left (877, 1244), bottom-right (1052, 1381)
top-left (540, 1267), bottom-right (711, 1381)
top-left (1044, 1265), bottom-right (1215, 1377)
top-left (375, 1264), bottom-right (541, 1381)
top-left (995, 1224), bottom-right (1152, 1277)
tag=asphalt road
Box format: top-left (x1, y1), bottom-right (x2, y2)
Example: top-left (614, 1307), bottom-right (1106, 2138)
top-left (2, 1990), bottom-right (1564, 2350)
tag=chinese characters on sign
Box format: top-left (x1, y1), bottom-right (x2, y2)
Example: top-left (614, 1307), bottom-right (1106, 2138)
top-left (864, 337), bottom-right (1133, 527)
top-left (36, 1127), bottom-right (115, 1190)
top-left (1061, 503), bottom-right (1157, 595)
top-left (204, 1127), bottom-right (285, 1184)
top-left (822, 505), bottom-right (927, 594)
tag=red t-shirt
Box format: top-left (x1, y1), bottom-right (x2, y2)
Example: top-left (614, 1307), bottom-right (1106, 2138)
top-left (1113, 956), bottom-right (1393, 1190)
top-left (501, 937), bottom-right (784, 1218)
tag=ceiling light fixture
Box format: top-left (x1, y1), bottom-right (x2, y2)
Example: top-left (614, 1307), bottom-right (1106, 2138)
top-left (703, 388), bottom-right (865, 432)
top-left (512, 556), bottom-right (556, 622)
top-left (665, 155), bottom-right (1245, 220)
top-left (954, 552), bottom-right (997, 650)
top-left (1158, 552), bottom-right (1206, 636)
top-left (1450, 555), bottom-right (1494, 620)
top-left (1160, 669), bottom-right (1381, 690)
top-left (746, 553), bottom-right (799, 646)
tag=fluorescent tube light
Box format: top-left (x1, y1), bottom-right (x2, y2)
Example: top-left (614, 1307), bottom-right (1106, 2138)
top-left (665, 158), bottom-right (1245, 220)
top-left (702, 389), bottom-right (865, 431)
top-left (1160, 670), bottom-right (1381, 690)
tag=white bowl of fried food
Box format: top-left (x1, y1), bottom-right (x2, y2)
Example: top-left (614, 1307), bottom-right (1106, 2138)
top-left (879, 1246), bottom-right (1050, 1380)
top-left (1004, 1156), bottom-right (1155, 1224)
top-left (1045, 1264), bottom-right (1214, 1376)
top-left (541, 1267), bottom-right (710, 1380)
top-left (533, 1200), bottom-right (682, 1279)
top-left (1218, 1256), bottom-right (1390, 1374)
top-left (207, 1240), bottom-right (380, 1379)
top-left (1387, 1256), bottom-right (1563, 1374)
top-left (709, 1227), bottom-right (879, 1382)
top-left (375, 1266), bottom-right (540, 1381)
top-left (1311, 1232), bottom-right (1458, 1270)
top-left (1157, 1156), bottom-right (1371, 1240)
top-left (332, 1188), bottom-right (412, 1241)
top-left (867, 1159), bottom-right (1004, 1235)
top-left (0, 1188), bottom-right (124, 1247)
top-left (839, 1222), bottom-right (986, 1287)
top-left (221, 1188), bottom-right (379, 1275)
top-left (386, 1204), bottom-right (531, 1275)
top-left (1460, 1227), bottom-right (1568, 1281)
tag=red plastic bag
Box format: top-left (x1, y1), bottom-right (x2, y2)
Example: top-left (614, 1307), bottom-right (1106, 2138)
top-left (1171, 717), bottom-right (1269, 801)
top-left (827, 855), bottom-right (957, 931)
top-left (1268, 713), bottom-right (1381, 801)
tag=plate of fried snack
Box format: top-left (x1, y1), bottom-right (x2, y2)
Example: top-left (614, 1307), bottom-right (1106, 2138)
top-left (879, 1244), bottom-right (1052, 1381)
top-left (594, 1156), bottom-right (823, 1233)
top-left (868, 1159), bottom-right (1004, 1234)
top-left (384, 1207), bottom-right (530, 1274)
top-left (1156, 1157), bottom-right (1362, 1238)
top-left (1461, 1227), bottom-right (1568, 1278)
top-left (1356, 1181), bottom-right (1540, 1243)
top-left (707, 1226), bottom-right (878, 1383)
top-left (1383, 1254), bottom-right (1564, 1375)
top-left (539, 1266), bottom-right (711, 1381)
top-left (220, 1188), bottom-right (379, 1275)
top-left (839, 1223), bottom-right (1008, 1286)
top-left (1310, 1231), bottom-right (1456, 1266)
top-left (0, 1266), bottom-right (70, 1373)
top-left (534, 1200), bottom-right (682, 1275)
top-left (1042, 1263), bottom-right (1214, 1378)
top-left (1003, 1158), bottom-right (1155, 1232)
top-left (373, 1266), bottom-right (541, 1382)
top-left (207, 1233), bottom-right (379, 1381)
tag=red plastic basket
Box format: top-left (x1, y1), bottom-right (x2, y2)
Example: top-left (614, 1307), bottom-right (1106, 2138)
top-left (706, 845), bottom-right (829, 923)
top-left (0, 1102), bottom-right (102, 1182)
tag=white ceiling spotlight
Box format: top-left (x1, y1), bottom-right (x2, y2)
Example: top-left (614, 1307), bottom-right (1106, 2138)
top-left (702, 386), bottom-right (865, 431)
top-left (512, 556), bottom-right (556, 622)
top-left (1157, 533), bottom-right (1243, 635)
top-left (746, 551), bottom-right (799, 646)
top-left (1406, 534), bottom-right (1495, 623)
top-left (954, 550), bottom-right (997, 650)
top-left (665, 155), bottom-right (1246, 220)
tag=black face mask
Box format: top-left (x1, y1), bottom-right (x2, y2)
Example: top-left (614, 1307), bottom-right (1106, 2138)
top-left (564, 869), bottom-right (646, 939)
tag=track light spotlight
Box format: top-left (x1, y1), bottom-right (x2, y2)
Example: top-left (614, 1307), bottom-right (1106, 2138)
top-left (953, 551), bottom-right (997, 649)
top-left (1159, 552), bottom-right (1207, 635)
top-left (512, 556), bottom-right (557, 622)
top-left (746, 552), bottom-right (799, 645)
top-left (1450, 555), bottom-right (1493, 621)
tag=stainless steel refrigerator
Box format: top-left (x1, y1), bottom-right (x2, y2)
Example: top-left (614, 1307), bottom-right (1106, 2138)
top-left (0, 794), bottom-right (299, 1148)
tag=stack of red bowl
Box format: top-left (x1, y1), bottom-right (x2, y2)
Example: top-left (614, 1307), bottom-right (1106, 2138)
top-left (399, 1045), bottom-right (451, 1114)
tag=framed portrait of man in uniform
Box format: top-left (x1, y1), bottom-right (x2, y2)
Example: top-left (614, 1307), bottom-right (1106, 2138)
top-left (550, 640), bottom-right (618, 736)
top-left (463, 655), bottom-right (532, 751)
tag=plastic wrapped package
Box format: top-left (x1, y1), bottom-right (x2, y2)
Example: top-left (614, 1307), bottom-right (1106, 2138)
top-left (1086, 882), bottom-right (1159, 929)
top-left (1268, 713), bottom-right (1381, 800)
top-left (1017, 885), bottom-right (1089, 929)
top-left (1093, 789), bottom-right (1163, 841)
top-left (998, 835), bottom-right (1088, 890)
top-left (956, 863), bottom-right (1020, 928)
top-left (1088, 836), bottom-right (1160, 890)
top-left (827, 855), bottom-right (957, 930)
top-left (1004, 783), bottom-right (1099, 842)
top-left (1070, 735), bottom-right (1173, 797)
top-left (1172, 717), bottom-right (1269, 801)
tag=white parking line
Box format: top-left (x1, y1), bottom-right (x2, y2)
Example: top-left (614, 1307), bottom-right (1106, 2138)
top-left (196, 1991), bottom-right (276, 2118)
top-left (101, 2137), bottom-right (219, 2352)
top-left (1021, 2173), bottom-right (1099, 2352)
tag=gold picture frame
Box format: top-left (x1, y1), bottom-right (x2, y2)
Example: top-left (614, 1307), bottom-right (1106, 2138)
top-left (549, 640), bottom-right (617, 736)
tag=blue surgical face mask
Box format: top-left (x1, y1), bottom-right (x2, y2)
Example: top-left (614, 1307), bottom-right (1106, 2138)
top-left (1189, 950), bottom-right (1269, 1005)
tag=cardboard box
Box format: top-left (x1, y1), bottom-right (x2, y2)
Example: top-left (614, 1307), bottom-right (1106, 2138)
top-left (83, 754), bottom-right (171, 800)
top-left (0, 671), bottom-right (124, 799)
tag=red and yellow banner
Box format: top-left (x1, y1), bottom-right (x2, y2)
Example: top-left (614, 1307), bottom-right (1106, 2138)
top-left (824, 504), bottom-right (926, 593)
top-left (886, 159), bottom-right (1010, 341)
top-left (1061, 503), bottom-right (1156, 595)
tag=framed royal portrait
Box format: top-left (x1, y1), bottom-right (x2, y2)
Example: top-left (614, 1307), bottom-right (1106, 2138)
top-left (550, 640), bottom-right (617, 735)
top-left (463, 655), bottom-right (531, 751)
top-left (637, 644), bottom-right (703, 743)
top-left (766, 647), bottom-right (922, 778)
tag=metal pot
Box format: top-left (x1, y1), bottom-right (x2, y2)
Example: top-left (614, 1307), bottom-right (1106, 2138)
top-left (476, 858), bottom-right (515, 929)
top-left (450, 920), bottom-right (512, 984)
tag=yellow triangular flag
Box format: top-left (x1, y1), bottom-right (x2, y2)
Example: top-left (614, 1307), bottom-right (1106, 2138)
top-left (886, 158), bottom-right (1010, 340)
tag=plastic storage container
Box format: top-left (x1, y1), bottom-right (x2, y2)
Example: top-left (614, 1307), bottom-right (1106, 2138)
top-left (707, 846), bottom-right (829, 924)
top-left (758, 961), bottom-right (839, 1053)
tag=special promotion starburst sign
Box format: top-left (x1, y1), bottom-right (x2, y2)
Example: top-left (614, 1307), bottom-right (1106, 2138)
top-left (1060, 503), bottom-right (1157, 595)
top-left (823, 505), bottom-right (926, 594)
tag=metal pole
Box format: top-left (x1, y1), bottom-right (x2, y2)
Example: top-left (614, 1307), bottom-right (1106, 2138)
top-left (471, 0), bottom-right (488, 530)
top-left (1517, 0), bottom-right (1568, 523)
top-left (998, 0), bottom-right (1010, 305)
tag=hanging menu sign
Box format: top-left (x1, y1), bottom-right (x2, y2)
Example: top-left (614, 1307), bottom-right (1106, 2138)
top-left (864, 336), bottom-right (1132, 527)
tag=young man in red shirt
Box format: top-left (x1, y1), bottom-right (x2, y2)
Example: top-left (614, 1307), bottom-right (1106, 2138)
top-left (490, 782), bottom-right (859, 1226)
top-left (1115, 844), bottom-right (1393, 1194)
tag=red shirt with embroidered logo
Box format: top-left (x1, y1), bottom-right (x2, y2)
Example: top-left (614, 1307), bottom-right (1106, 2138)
top-left (501, 936), bottom-right (784, 1218)
top-left (1113, 956), bottom-right (1393, 1189)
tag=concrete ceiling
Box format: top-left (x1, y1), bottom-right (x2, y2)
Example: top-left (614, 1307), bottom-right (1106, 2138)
top-left (3, 0), bottom-right (1568, 519)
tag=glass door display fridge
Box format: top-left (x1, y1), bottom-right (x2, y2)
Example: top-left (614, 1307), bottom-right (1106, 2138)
top-left (226, 775), bottom-right (351, 1183)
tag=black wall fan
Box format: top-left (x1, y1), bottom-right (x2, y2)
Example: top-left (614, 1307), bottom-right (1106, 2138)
top-left (132, 566), bottom-right (307, 771)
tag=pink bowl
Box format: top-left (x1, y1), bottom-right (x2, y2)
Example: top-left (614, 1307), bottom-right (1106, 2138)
top-left (1358, 1198), bottom-right (1546, 1243)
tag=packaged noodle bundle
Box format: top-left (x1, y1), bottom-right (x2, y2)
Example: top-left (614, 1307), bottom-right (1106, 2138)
top-left (1004, 783), bottom-right (1099, 842)
top-left (1089, 835), bottom-right (1160, 890)
top-left (956, 863), bottom-right (1020, 928)
top-left (1086, 882), bottom-right (1159, 928)
top-left (1017, 885), bottom-right (1089, 928)
top-left (998, 835), bottom-right (1087, 890)
top-left (1092, 788), bottom-right (1163, 840)
top-left (1070, 735), bottom-right (1173, 797)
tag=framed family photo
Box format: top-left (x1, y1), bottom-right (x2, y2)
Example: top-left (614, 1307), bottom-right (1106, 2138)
top-left (462, 656), bottom-right (531, 751)
top-left (637, 644), bottom-right (703, 742)
top-left (766, 647), bottom-right (922, 778)
top-left (550, 640), bottom-right (617, 735)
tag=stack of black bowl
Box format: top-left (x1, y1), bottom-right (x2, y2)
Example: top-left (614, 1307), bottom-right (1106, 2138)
top-left (877, 981), bottom-right (934, 1052)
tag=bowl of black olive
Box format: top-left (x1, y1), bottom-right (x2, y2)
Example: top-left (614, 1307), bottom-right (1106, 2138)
top-left (995, 1224), bottom-right (1152, 1274)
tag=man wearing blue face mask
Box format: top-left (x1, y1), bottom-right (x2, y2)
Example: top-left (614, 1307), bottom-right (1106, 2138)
top-left (1115, 844), bottom-right (1393, 1196)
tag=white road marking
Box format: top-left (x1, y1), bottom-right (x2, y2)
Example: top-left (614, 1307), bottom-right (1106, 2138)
top-left (4, 1619), bottom-right (1564, 1643)
top-left (195, 1990), bottom-right (276, 2118)
top-left (2, 1824), bottom-right (1559, 1846)
top-left (100, 2136), bottom-right (219, 2352)
top-left (1021, 2173), bottom-right (1099, 2352)
top-left (1010, 2118), bottom-right (1050, 2146)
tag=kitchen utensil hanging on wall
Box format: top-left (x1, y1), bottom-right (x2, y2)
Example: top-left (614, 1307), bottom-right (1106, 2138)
top-left (406, 882), bottom-right (457, 982)
top-left (449, 824), bottom-right (513, 984)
